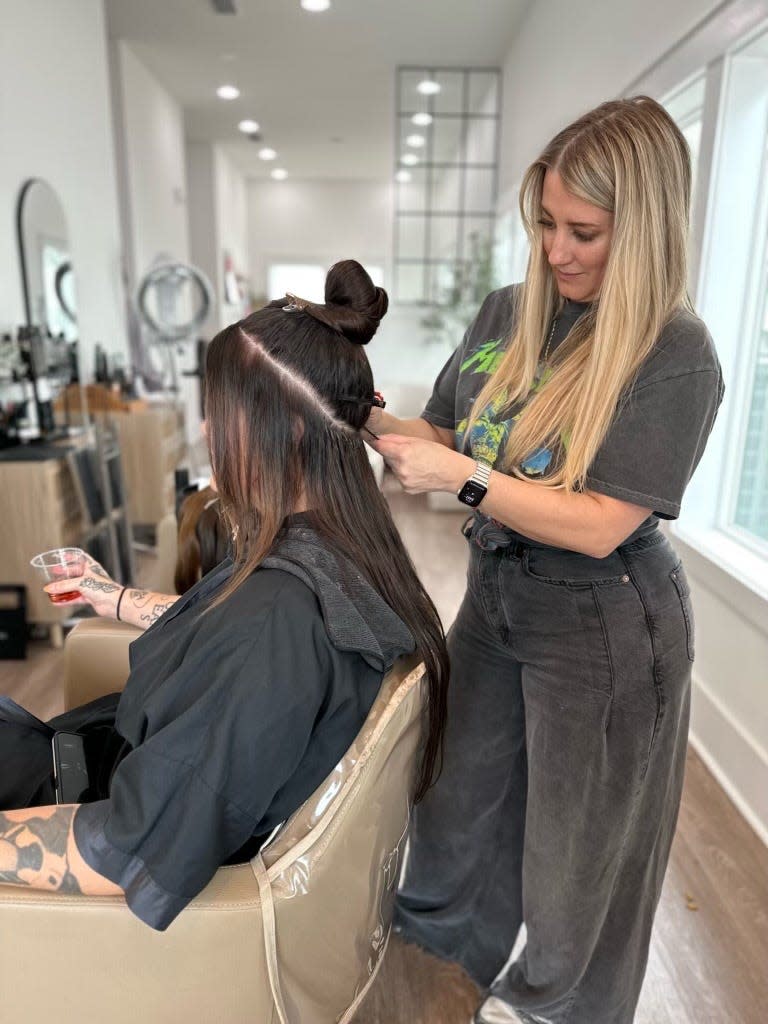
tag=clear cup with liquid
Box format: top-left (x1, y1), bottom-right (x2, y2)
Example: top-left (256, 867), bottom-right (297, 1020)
top-left (30, 547), bottom-right (86, 604)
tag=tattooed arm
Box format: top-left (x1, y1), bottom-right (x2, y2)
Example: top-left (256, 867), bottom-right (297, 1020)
top-left (0, 806), bottom-right (122, 896)
top-left (112, 588), bottom-right (178, 629)
top-left (44, 570), bottom-right (178, 631)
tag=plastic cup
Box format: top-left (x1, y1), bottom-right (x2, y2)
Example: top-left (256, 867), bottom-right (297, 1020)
top-left (30, 547), bottom-right (87, 604)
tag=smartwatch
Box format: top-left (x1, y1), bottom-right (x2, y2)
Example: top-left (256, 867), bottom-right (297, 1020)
top-left (457, 460), bottom-right (492, 507)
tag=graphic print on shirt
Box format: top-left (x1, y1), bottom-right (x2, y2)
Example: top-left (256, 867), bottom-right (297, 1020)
top-left (456, 337), bottom-right (567, 475)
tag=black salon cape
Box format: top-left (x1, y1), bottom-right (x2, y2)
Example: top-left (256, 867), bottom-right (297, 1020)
top-left (7, 522), bottom-right (415, 930)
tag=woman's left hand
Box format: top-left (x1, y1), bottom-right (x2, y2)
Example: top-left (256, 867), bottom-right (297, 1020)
top-left (368, 433), bottom-right (475, 494)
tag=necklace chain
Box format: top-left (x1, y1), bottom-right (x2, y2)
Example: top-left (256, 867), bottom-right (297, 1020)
top-left (542, 316), bottom-right (558, 365)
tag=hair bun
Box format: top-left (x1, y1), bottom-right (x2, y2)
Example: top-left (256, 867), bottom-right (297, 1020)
top-left (298, 259), bottom-right (388, 345)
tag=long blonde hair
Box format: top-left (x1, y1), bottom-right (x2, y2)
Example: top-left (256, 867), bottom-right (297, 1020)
top-left (466, 95), bottom-right (693, 491)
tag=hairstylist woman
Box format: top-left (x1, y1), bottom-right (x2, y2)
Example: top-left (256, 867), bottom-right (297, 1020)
top-left (0, 261), bottom-right (448, 931)
top-left (368, 97), bottom-right (724, 1024)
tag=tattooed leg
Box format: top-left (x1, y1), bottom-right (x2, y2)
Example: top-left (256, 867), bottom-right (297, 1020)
top-left (0, 807), bottom-right (122, 897)
top-left (0, 808), bottom-right (81, 892)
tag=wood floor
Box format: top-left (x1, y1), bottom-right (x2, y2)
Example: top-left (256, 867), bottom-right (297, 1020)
top-left (2, 486), bottom-right (767, 1023)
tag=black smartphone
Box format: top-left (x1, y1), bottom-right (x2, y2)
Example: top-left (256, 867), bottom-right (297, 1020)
top-left (52, 731), bottom-right (92, 804)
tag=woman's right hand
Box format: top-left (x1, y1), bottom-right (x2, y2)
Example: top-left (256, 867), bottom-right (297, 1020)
top-left (43, 555), bottom-right (124, 619)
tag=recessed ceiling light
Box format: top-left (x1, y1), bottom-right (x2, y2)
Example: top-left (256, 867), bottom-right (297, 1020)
top-left (417, 79), bottom-right (441, 96)
top-left (301, 0), bottom-right (331, 11)
top-left (216, 84), bottom-right (240, 100)
top-left (406, 134), bottom-right (425, 148)
top-left (259, 147), bottom-right (278, 161)
top-left (395, 170), bottom-right (412, 183)
top-left (271, 168), bottom-right (288, 180)
top-left (400, 153), bottom-right (419, 166)
top-left (238, 119), bottom-right (260, 134)
top-left (412, 112), bottom-right (433, 127)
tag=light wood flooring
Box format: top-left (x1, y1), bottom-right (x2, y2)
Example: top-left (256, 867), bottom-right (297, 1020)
top-left (1, 485), bottom-right (767, 1024)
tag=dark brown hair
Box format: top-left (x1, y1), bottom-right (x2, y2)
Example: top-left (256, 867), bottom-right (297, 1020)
top-left (174, 487), bottom-right (230, 594)
top-left (204, 259), bottom-right (448, 800)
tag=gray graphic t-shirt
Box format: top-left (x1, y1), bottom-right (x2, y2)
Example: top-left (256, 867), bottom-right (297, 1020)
top-left (422, 284), bottom-right (724, 522)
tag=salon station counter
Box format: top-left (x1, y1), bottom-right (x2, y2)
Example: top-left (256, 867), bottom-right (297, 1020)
top-left (0, 441), bottom-right (85, 645)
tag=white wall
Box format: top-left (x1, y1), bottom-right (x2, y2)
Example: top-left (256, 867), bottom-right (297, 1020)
top-left (494, 0), bottom-right (768, 844)
top-left (213, 147), bottom-right (249, 329)
top-left (0, 0), bottom-right (128, 377)
top-left (113, 41), bottom-right (206, 445)
top-left (185, 142), bottom-right (220, 337)
top-left (116, 42), bottom-right (189, 276)
top-left (497, 0), bottom-right (723, 208)
top-left (247, 179), bottom-right (392, 300)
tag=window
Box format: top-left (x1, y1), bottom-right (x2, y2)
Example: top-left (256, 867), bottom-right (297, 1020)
top-left (393, 66), bottom-right (502, 306)
top-left (672, 22), bottom-right (768, 580)
top-left (662, 72), bottom-right (706, 217)
top-left (267, 263), bottom-right (385, 304)
top-left (733, 305), bottom-right (768, 542)
top-left (268, 264), bottom-right (326, 303)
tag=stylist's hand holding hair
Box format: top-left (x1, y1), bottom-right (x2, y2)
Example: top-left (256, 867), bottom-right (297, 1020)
top-left (369, 432), bottom-right (475, 495)
top-left (387, 95), bottom-right (725, 1024)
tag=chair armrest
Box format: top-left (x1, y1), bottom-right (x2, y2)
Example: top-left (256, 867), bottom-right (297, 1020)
top-left (141, 512), bottom-right (179, 594)
top-left (0, 866), bottom-right (270, 1023)
top-left (64, 619), bottom-right (142, 709)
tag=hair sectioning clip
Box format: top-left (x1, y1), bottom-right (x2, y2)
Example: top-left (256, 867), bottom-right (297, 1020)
top-left (283, 292), bottom-right (308, 313)
top-left (372, 391), bottom-right (386, 409)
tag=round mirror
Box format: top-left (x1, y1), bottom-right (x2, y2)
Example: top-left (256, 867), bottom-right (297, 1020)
top-left (16, 179), bottom-right (78, 340)
top-left (135, 262), bottom-right (212, 343)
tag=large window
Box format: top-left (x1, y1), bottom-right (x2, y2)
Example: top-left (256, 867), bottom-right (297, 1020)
top-left (662, 72), bottom-right (706, 219)
top-left (734, 296), bottom-right (768, 542)
top-left (668, 21), bottom-right (768, 572)
top-left (712, 28), bottom-right (768, 554)
top-left (393, 66), bottom-right (502, 306)
top-left (268, 263), bottom-right (384, 304)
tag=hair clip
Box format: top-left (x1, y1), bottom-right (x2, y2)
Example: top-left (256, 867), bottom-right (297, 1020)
top-left (283, 292), bottom-right (308, 313)
top-left (336, 392), bottom-right (386, 409)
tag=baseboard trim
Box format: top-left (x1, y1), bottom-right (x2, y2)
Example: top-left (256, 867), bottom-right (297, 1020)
top-left (689, 673), bottom-right (768, 849)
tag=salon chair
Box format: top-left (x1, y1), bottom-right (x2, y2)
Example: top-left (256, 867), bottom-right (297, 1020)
top-left (141, 510), bottom-right (179, 595)
top-left (0, 619), bottom-right (425, 1024)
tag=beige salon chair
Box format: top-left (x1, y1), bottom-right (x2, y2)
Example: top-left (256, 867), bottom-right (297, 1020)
top-left (140, 510), bottom-right (179, 595)
top-left (0, 619), bottom-right (425, 1024)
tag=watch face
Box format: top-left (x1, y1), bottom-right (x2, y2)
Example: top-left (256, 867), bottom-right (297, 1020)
top-left (458, 480), bottom-right (487, 507)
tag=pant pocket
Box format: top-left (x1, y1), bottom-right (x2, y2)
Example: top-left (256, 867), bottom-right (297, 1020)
top-left (669, 563), bottom-right (695, 662)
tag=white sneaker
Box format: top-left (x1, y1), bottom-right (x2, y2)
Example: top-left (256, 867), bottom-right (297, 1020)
top-left (473, 995), bottom-right (527, 1023)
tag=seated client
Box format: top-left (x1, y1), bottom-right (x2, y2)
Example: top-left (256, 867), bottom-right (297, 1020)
top-left (0, 260), bottom-right (448, 931)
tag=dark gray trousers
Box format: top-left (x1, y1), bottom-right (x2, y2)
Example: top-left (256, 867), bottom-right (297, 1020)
top-left (395, 519), bottom-right (694, 1024)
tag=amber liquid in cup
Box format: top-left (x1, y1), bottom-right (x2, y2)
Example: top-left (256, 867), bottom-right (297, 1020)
top-left (49, 589), bottom-right (82, 604)
top-left (31, 550), bottom-right (87, 604)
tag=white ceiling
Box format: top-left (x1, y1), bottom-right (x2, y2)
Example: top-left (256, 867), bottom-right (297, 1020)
top-left (105, 0), bottom-right (531, 181)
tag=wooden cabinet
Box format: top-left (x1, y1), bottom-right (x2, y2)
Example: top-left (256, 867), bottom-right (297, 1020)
top-left (101, 405), bottom-right (186, 528)
top-left (0, 455), bottom-right (85, 629)
top-left (57, 389), bottom-right (187, 531)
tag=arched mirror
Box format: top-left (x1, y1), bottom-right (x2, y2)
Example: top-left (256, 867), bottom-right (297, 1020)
top-left (16, 178), bottom-right (78, 341)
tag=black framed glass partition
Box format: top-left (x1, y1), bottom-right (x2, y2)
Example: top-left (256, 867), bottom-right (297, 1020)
top-left (394, 66), bottom-right (502, 306)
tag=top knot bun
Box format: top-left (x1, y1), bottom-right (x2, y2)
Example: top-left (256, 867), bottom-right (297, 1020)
top-left (296, 260), bottom-right (388, 345)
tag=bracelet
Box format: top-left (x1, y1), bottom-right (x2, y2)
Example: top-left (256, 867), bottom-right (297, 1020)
top-left (116, 586), bottom-right (127, 621)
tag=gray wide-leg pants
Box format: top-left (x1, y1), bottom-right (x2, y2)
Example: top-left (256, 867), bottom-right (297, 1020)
top-left (395, 519), bottom-right (694, 1024)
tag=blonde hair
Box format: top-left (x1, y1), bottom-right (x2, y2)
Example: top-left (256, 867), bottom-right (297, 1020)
top-left (465, 95), bottom-right (693, 492)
